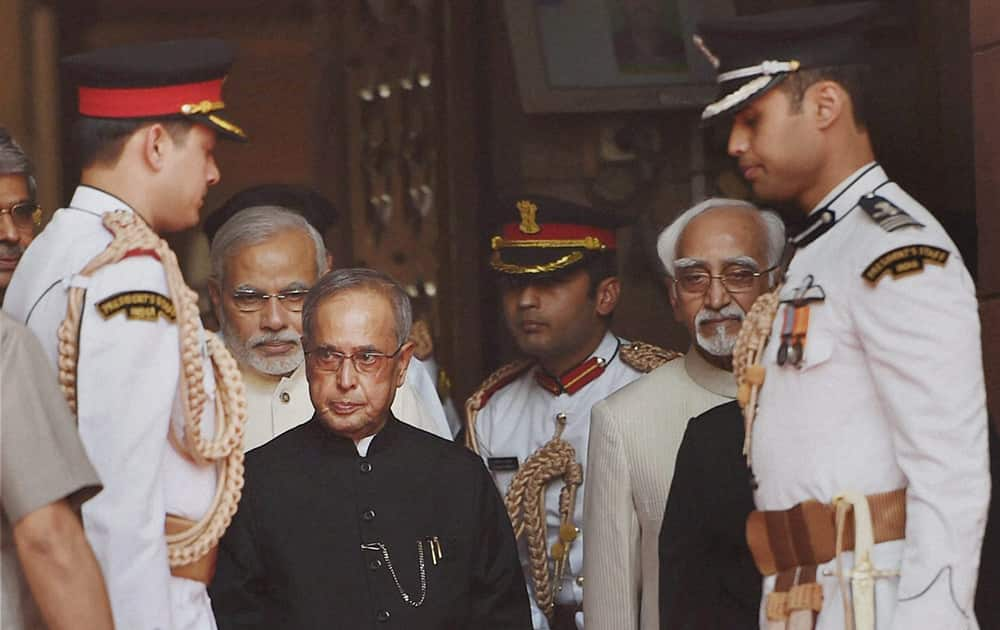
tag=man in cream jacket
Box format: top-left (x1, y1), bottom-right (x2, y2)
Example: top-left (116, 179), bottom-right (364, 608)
top-left (582, 198), bottom-right (784, 630)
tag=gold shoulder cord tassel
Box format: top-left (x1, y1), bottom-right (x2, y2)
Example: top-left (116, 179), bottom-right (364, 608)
top-left (503, 414), bottom-right (582, 622)
top-left (57, 211), bottom-right (247, 568)
top-left (732, 285), bottom-right (783, 468)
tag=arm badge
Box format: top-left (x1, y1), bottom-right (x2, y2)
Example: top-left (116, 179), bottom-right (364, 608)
top-left (862, 245), bottom-right (949, 284)
top-left (96, 291), bottom-right (176, 322)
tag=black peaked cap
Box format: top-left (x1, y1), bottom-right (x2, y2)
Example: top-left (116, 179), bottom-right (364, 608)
top-left (206, 184), bottom-right (338, 243)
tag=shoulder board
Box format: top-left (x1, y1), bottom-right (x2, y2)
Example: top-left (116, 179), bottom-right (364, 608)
top-left (620, 341), bottom-right (682, 373)
top-left (858, 194), bottom-right (924, 232)
top-left (465, 359), bottom-right (534, 413)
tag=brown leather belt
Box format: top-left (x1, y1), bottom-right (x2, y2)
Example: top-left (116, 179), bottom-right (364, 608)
top-left (165, 514), bottom-right (218, 584)
top-left (746, 488), bottom-right (906, 576)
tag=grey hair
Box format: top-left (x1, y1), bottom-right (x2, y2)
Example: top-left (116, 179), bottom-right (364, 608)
top-left (0, 128), bottom-right (36, 201)
top-left (209, 205), bottom-right (327, 284)
top-left (302, 268), bottom-right (413, 347)
top-left (656, 198), bottom-right (786, 279)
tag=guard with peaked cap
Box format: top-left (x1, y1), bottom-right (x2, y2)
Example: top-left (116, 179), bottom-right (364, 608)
top-left (690, 5), bottom-right (989, 630)
top-left (4, 38), bottom-right (250, 630)
top-left (467, 194), bottom-right (678, 630)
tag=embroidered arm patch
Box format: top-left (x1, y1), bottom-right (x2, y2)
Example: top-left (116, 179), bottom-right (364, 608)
top-left (862, 245), bottom-right (949, 284)
top-left (97, 291), bottom-right (176, 322)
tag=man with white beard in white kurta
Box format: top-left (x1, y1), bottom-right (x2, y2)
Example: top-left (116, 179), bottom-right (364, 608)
top-left (207, 204), bottom-right (451, 450)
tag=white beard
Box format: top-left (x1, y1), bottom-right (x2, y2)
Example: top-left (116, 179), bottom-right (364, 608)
top-left (219, 316), bottom-right (304, 376)
top-left (694, 302), bottom-right (747, 357)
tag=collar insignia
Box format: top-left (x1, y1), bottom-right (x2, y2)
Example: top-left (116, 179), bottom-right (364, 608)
top-left (535, 356), bottom-right (608, 396)
top-left (789, 209), bottom-right (836, 249)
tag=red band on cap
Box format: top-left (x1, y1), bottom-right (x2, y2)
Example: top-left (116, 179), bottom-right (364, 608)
top-left (78, 78), bottom-right (224, 118)
top-left (500, 223), bottom-right (617, 249)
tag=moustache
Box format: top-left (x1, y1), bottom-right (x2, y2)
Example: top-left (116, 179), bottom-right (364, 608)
top-left (0, 243), bottom-right (24, 258)
top-left (249, 330), bottom-right (302, 348)
top-left (695, 303), bottom-right (746, 328)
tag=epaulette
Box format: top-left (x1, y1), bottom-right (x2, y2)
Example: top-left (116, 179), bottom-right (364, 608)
top-left (620, 341), bottom-right (682, 373)
top-left (858, 194), bottom-right (924, 232)
top-left (463, 359), bottom-right (534, 452)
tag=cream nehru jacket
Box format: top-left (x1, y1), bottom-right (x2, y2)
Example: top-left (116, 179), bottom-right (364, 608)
top-left (582, 349), bottom-right (736, 630)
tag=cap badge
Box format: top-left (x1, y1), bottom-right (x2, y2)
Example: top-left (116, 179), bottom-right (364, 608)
top-left (517, 200), bottom-right (541, 234)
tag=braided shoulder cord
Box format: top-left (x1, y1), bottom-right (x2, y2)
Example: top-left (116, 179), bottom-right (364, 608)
top-left (57, 210), bottom-right (246, 567)
top-left (731, 285), bottom-right (783, 468)
top-left (503, 416), bottom-right (583, 622)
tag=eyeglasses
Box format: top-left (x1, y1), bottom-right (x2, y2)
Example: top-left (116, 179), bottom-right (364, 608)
top-left (231, 288), bottom-right (310, 312)
top-left (305, 343), bottom-right (405, 374)
top-left (673, 264), bottom-right (776, 295)
top-left (0, 202), bottom-right (41, 230)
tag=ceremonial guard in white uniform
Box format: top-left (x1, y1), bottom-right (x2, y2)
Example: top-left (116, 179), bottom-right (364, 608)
top-left (695, 5), bottom-right (990, 629)
top-left (4, 39), bottom-right (249, 630)
top-left (466, 195), bottom-right (675, 630)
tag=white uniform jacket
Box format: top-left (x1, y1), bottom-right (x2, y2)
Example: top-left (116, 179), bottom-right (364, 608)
top-left (475, 332), bottom-right (644, 629)
top-left (240, 358), bottom-right (452, 452)
top-left (4, 186), bottom-right (221, 630)
top-left (582, 349), bottom-right (736, 630)
top-left (752, 163), bottom-right (990, 629)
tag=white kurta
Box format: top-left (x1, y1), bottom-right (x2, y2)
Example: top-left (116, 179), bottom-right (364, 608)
top-left (3, 185), bottom-right (220, 630)
top-left (240, 358), bottom-right (452, 452)
top-left (582, 349), bottom-right (736, 630)
top-left (752, 163), bottom-right (990, 629)
top-left (475, 332), bottom-right (644, 629)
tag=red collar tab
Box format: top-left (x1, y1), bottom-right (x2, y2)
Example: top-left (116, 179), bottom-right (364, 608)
top-left (77, 78), bottom-right (225, 118)
top-left (534, 356), bottom-right (608, 396)
top-left (496, 222), bottom-right (617, 250)
top-left (122, 248), bottom-right (161, 261)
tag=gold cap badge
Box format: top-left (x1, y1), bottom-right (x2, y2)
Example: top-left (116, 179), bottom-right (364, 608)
top-left (517, 200), bottom-right (541, 234)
